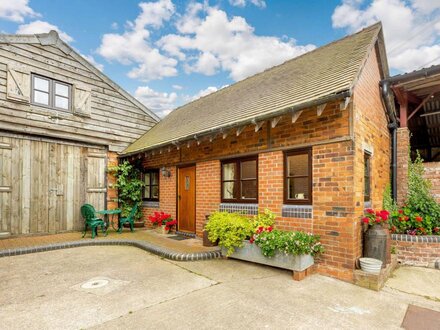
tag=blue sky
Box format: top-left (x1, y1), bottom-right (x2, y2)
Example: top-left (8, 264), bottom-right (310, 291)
top-left (1, 0), bottom-right (440, 117)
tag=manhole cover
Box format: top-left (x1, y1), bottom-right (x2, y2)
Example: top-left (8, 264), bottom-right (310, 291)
top-left (80, 279), bottom-right (109, 289)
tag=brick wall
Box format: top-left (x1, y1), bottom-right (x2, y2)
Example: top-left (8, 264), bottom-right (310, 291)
top-left (351, 45), bottom-right (391, 262)
top-left (128, 43), bottom-right (390, 283)
top-left (391, 235), bottom-right (440, 268)
top-left (107, 151), bottom-right (118, 210)
top-left (423, 162), bottom-right (440, 203)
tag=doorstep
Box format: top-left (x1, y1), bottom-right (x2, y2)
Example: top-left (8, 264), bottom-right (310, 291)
top-left (353, 254), bottom-right (399, 291)
top-left (0, 229), bottom-right (222, 261)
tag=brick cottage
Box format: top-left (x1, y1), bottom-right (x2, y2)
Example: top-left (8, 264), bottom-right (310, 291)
top-left (122, 23), bottom-right (393, 282)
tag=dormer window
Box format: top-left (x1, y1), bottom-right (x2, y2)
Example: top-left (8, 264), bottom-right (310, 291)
top-left (31, 74), bottom-right (71, 111)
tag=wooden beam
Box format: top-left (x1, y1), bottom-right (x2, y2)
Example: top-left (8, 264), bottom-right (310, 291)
top-left (236, 126), bottom-right (245, 136)
top-left (194, 135), bottom-right (201, 145)
top-left (172, 141), bottom-right (180, 150)
top-left (271, 116), bottom-right (282, 128)
top-left (339, 97), bottom-right (350, 111)
top-left (317, 103), bottom-right (327, 116)
top-left (408, 92), bottom-right (435, 121)
top-left (406, 91), bottom-right (422, 104)
top-left (291, 110), bottom-right (303, 123)
top-left (251, 119), bottom-right (264, 132)
top-left (392, 86), bottom-right (408, 127)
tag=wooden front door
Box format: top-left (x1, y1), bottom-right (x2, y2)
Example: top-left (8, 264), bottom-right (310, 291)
top-left (178, 166), bottom-right (196, 233)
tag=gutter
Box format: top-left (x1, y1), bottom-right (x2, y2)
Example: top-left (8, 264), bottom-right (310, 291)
top-left (383, 64), bottom-right (440, 85)
top-left (380, 80), bottom-right (398, 202)
top-left (122, 90), bottom-right (351, 157)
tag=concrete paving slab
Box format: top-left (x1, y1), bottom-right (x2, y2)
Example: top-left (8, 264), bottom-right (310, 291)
top-left (1, 246), bottom-right (439, 329)
top-left (385, 266), bottom-right (440, 301)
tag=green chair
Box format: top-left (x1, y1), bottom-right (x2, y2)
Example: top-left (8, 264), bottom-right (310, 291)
top-left (118, 203), bottom-right (138, 233)
top-left (80, 204), bottom-right (107, 239)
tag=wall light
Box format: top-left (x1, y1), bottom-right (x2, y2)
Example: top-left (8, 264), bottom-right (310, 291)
top-left (161, 166), bottom-right (171, 177)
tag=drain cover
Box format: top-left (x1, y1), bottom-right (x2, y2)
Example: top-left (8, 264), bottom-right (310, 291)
top-left (81, 279), bottom-right (109, 289)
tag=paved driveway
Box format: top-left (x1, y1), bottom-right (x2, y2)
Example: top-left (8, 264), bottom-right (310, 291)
top-left (0, 246), bottom-right (438, 329)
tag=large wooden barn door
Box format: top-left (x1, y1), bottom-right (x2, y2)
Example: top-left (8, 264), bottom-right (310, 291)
top-left (0, 135), bottom-right (106, 235)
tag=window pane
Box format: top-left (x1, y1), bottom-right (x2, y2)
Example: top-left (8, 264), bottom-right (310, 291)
top-left (34, 76), bottom-right (49, 92)
top-left (241, 180), bottom-right (257, 199)
top-left (34, 90), bottom-right (49, 105)
top-left (144, 186), bottom-right (150, 199)
top-left (288, 154), bottom-right (308, 177)
top-left (222, 163), bottom-right (235, 180)
top-left (151, 172), bottom-right (159, 185)
top-left (223, 181), bottom-right (235, 199)
top-left (152, 185), bottom-right (159, 199)
top-left (144, 173), bottom-right (150, 185)
top-left (55, 96), bottom-right (69, 109)
top-left (55, 82), bottom-right (69, 97)
top-left (287, 177), bottom-right (309, 200)
top-left (241, 160), bottom-right (256, 179)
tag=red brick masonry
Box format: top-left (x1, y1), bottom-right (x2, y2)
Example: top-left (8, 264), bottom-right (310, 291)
top-left (391, 234), bottom-right (440, 268)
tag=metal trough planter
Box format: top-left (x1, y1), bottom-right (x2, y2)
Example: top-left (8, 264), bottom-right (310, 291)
top-left (222, 240), bottom-right (314, 272)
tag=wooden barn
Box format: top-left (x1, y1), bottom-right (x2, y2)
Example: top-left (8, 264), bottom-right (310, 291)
top-left (0, 30), bottom-right (158, 235)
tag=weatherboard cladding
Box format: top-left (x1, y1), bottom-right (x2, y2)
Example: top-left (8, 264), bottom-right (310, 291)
top-left (124, 23), bottom-right (382, 154)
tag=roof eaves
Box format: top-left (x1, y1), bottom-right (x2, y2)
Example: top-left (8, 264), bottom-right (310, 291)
top-left (121, 89), bottom-right (351, 156)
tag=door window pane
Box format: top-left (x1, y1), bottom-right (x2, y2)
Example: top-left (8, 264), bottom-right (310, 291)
top-left (222, 163), bottom-right (235, 180)
top-left (288, 154), bottom-right (308, 176)
top-left (241, 180), bottom-right (257, 199)
top-left (55, 96), bottom-right (69, 109)
top-left (55, 82), bottom-right (69, 97)
top-left (241, 160), bottom-right (256, 179)
top-left (223, 181), bottom-right (235, 199)
top-left (34, 91), bottom-right (49, 105)
top-left (34, 77), bottom-right (49, 92)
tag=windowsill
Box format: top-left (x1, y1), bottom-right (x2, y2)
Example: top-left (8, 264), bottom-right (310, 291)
top-left (143, 201), bottom-right (159, 208)
top-left (282, 204), bottom-right (313, 219)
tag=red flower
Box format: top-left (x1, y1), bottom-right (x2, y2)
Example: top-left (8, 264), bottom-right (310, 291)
top-left (398, 210), bottom-right (403, 214)
top-left (405, 216), bottom-right (409, 221)
top-left (267, 226), bottom-right (273, 232)
top-left (379, 210), bottom-right (389, 221)
top-left (366, 209), bottom-right (375, 214)
top-left (390, 226), bottom-right (397, 233)
top-left (434, 227), bottom-right (439, 233)
top-left (415, 216), bottom-right (423, 222)
top-left (375, 216), bottom-right (381, 223)
top-left (249, 237), bottom-right (254, 244)
top-left (362, 217), bottom-right (369, 224)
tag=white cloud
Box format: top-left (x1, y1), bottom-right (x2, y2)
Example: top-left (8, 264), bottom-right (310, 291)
top-left (16, 20), bottom-right (74, 43)
top-left (81, 53), bottom-right (104, 72)
top-left (159, 6), bottom-right (315, 81)
top-left (172, 84), bottom-right (183, 90)
top-left (229, 0), bottom-right (267, 8)
top-left (188, 86), bottom-right (218, 102)
top-left (134, 85), bottom-right (177, 117)
top-left (0, 0), bottom-right (39, 23)
top-left (111, 22), bottom-right (119, 30)
top-left (332, 0), bottom-right (440, 72)
top-left (97, 0), bottom-right (177, 81)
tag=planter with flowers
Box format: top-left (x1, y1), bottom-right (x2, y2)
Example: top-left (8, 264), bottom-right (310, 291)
top-left (148, 211), bottom-right (177, 234)
top-left (205, 210), bottom-right (324, 273)
top-left (361, 208), bottom-right (390, 267)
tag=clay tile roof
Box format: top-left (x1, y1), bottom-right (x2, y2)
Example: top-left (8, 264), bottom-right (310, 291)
top-left (124, 22), bottom-right (383, 155)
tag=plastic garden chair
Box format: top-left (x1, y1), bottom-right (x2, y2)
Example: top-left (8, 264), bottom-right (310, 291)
top-left (80, 204), bottom-right (107, 239)
top-left (118, 203), bottom-right (138, 233)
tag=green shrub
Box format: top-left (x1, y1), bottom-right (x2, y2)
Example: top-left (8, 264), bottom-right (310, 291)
top-left (388, 153), bottom-right (440, 235)
top-left (382, 184), bottom-right (397, 213)
top-left (252, 208), bottom-right (276, 231)
top-left (108, 160), bottom-right (144, 220)
top-left (205, 212), bottom-right (254, 256)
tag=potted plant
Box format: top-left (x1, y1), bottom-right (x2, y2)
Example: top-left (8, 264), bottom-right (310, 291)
top-left (149, 211), bottom-right (175, 234)
top-left (204, 210), bottom-right (324, 272)
top-left (361, 209), bottom-right (390, 267)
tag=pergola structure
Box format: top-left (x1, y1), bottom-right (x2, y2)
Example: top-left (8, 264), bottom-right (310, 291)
top-left (387, 64), bottom-right (440, 162)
